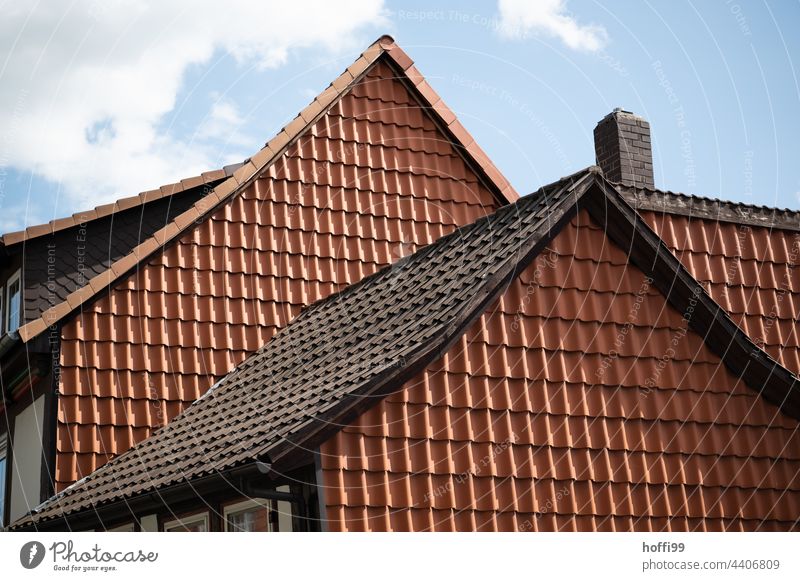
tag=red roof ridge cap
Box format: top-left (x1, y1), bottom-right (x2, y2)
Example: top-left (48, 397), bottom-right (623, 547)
top-left (15, 36), bottom-right (391, 342)
top-left (16, 35), bottom-right (518, 342)
top-left (0, 165), bottom-right (240, 248)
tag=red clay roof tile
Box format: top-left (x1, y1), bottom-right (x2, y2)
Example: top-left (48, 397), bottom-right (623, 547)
top-left (316, 207), bottom-right (800, 531)
top-left (17, 170), bottom-right (800, 532)
top-left (44, 46), bottom-right (506, 492)
top-left (641, 210), bottom-right (800, 376)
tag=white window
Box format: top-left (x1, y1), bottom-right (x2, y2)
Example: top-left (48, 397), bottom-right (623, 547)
top-left (0, 434), bottom-right (7, 526)
top-left (5, 270), bottom-right (20, 334)
top-left (9, 395), bottom-right (44, 522)
top-left (163, 513), bottom-right (208, 532)
top-left (224, 499), bottom-right (274, 532)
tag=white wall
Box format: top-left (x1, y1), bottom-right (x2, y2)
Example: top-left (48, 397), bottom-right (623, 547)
top-left (9, 395), bottom-right (44, 522)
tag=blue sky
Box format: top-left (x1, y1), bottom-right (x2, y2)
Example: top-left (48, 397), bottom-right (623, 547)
top-left (1, 1), bottom-right (799, 233)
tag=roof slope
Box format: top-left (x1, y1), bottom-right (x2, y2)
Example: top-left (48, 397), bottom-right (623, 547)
top-left (53, 49), bottom-right (510, 489)
top-left (0, 165), bottom-right (241, 248)
top-left (640, 210), bottom-right (800, 376)
top-left (16, 181), bottom-right (222, 324)
top-left (13, 169), bottom-right (585, 529)
top-left (13, 168), bottom-right (800, 529)
top-left (16, 35), bottom-right (517, 344)
top-left (322, 210), bottom-right (800, 531)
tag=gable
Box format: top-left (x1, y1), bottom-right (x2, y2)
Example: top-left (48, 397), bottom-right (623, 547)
top-left (54, 56), bottom-right (503, 490)
top-left (18, 186), bottom-right (209, 324)
top-left (640, 211), bottom-right (800, 375)
top-left (320, 209), bottom-right (800, 531)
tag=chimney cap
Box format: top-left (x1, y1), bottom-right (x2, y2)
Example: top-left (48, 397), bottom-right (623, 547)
top-left (598, 108), bottom-right (641, 123)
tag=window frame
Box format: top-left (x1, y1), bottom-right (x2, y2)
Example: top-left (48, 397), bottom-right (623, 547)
top-left (0, 285), bottom-right (4, 336)
top-left (5, 270), bottom-right (21, 334)
top-left (0, 433), bottom-right (6, 527)
top-left (163, 512), bottom-right (209, 532)
top-left (223, 498), bottom-right (274, 532)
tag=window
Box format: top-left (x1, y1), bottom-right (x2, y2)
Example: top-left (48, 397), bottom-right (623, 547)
top-left (0, 434), bottom-right (7, 527)
top-left (138, 514), bottom-right (158, 532)
top-left (163, 513), bottom-right (208, 532)
top-left (5, 271), bottom-right (20, 334)
top-left (224, 499), bottom-right (274, 532)
top-left (9, 396), bottom-right (44, 522)
top-left (0, 286), bottom-right (4, 335)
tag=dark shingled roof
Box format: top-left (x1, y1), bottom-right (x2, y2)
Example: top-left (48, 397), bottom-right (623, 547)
top-left (11, 167), bottom-right (800, 530)
top-left (0, 164), bottom-right (243, 247)
top-left (18, 186), bottom-right (211, 323)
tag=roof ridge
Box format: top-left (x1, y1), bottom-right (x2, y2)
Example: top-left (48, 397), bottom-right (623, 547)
top-left (0, 163), bottom-right (243, 248)
top-left (16, 35), bottom-right (519, 343)
top-left (590, 174), bottom-right (800, 412)
top-left (614, 181), bottom-right (800, 231)
top-left (617, 180), bottom-right (799, 212)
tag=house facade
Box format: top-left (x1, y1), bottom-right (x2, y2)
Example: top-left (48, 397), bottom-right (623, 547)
top-left (2, 37), bottom-right (799, 532)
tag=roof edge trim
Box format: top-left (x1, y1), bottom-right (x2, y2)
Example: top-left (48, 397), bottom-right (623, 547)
top-left (616, 183), bottom-right (800, 232)
top-left (17, 35), bottom-right (519, 344)
top-left (1, 167), bottom-right (238, 248)
top-left (588, 177), bottom-right (800, 418)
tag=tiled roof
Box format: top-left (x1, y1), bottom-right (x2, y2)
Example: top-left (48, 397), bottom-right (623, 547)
top-left (12, 168), bottom-right (586, 529)
top-left (321, 210), bottom-right (800, 531)
top-left (16, 181), bottom-right (224, 324)
top-left (0, 164), bottom-right (241, 248)
top-left (614, 180), bottom-right (800, 389)
top-left (15, 35), bottom-right (517, 344)
top-left (51, 42), bottom-right (514, 489)
top-left (13, 168), bottom-right (800, 530)
top-left (642, 211), bottom-right (800, 376)
top-left (617, 183), bottom-right (800, 231)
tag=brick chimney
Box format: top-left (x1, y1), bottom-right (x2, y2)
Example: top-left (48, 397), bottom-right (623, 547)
top-left (593, 108), bottom-right (654, 188)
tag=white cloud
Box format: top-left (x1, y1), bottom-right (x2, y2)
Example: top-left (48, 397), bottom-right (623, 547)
top-left (195, 95), bottom-right (251, 148)
top-left (0, 1), bottom-right (386, 216)
top-left (497, 0), bottom-right (608, 52)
